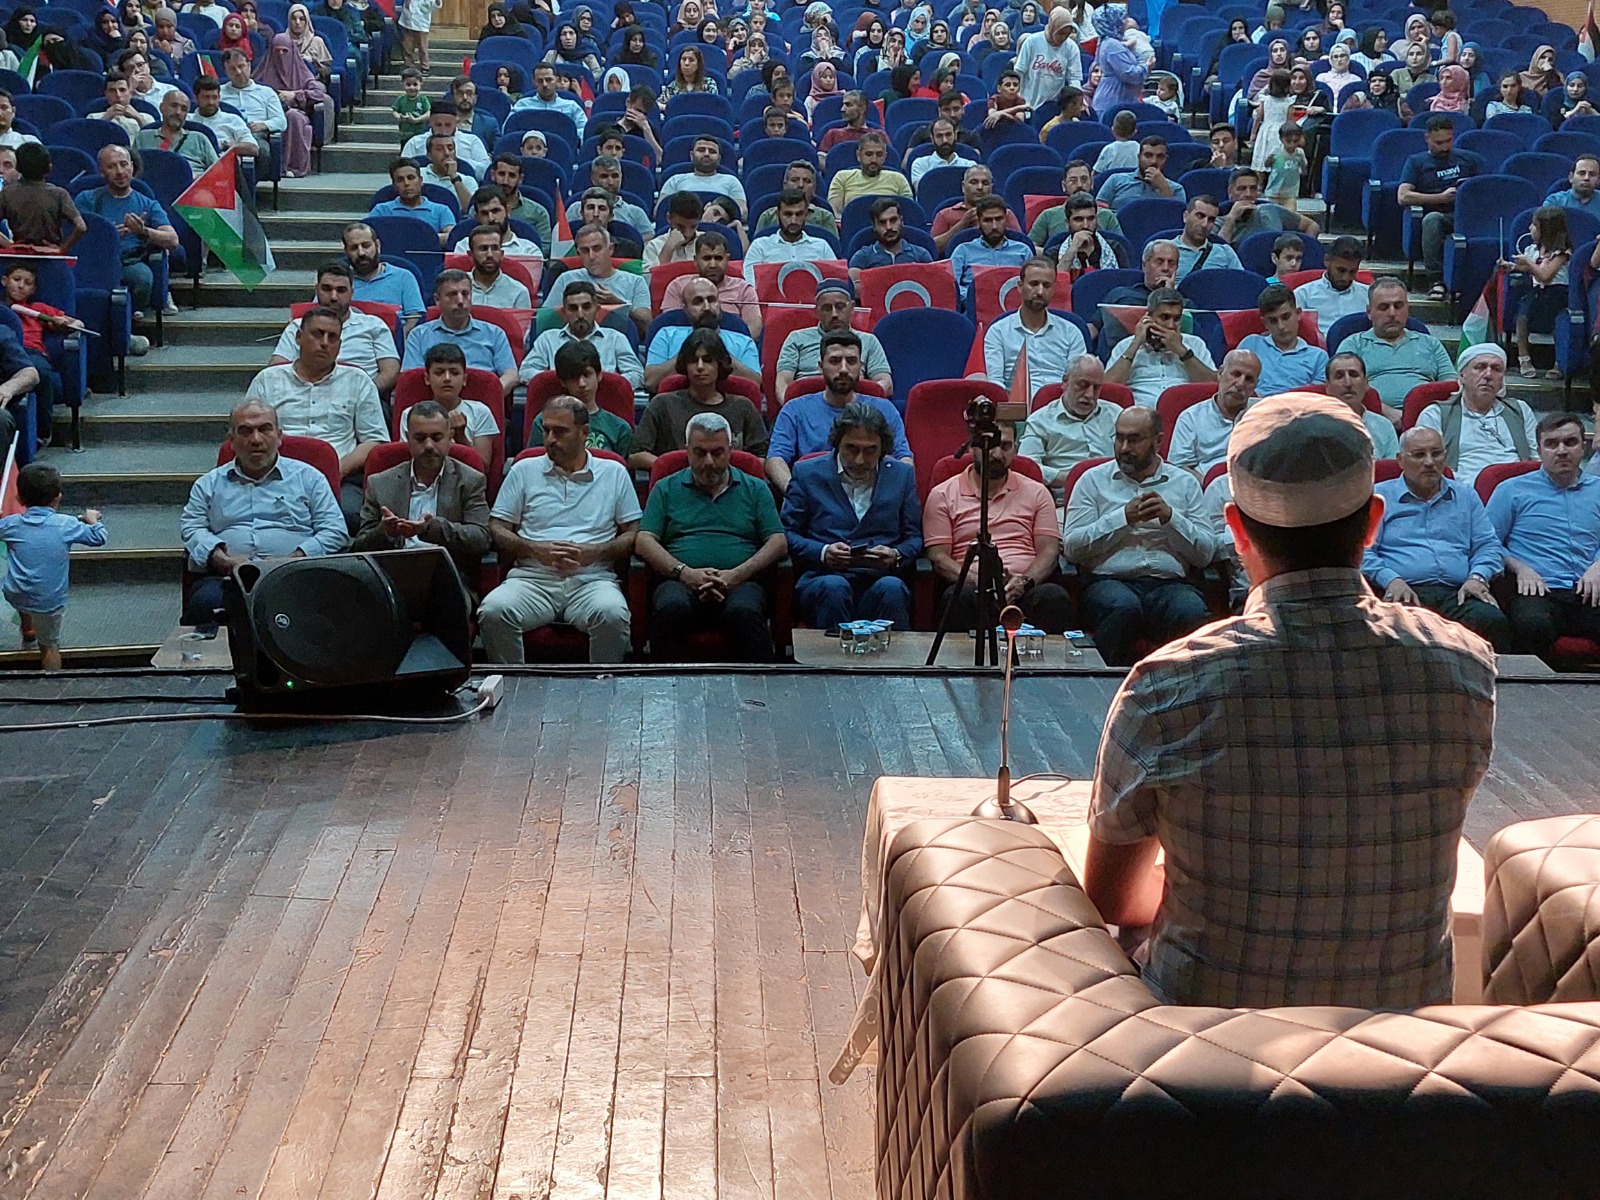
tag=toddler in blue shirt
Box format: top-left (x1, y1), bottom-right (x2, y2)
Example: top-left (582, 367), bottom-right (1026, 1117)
top-left (0, 462), bottom-right (107, 670)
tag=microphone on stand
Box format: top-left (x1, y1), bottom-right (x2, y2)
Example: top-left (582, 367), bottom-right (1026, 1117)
top-left (972, 604), bottom-right (1038, 825)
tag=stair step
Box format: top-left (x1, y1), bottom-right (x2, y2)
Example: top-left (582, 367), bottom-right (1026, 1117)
top-left (39, 442), bottom-right (212, 507)
top-left (0, 578), bottom-right (178, 659)
top-left (79, 411), bottom-right (234, 447)
top-left (125, 345), bottom-right (269, 392)
top-left (156, 307), bottom-right (292, 345)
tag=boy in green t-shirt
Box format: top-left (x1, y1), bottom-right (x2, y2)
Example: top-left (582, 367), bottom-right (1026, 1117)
top-left (393, 68), bottom-right (430, 142)
top-left (529, 340), bottom-right (634, 458)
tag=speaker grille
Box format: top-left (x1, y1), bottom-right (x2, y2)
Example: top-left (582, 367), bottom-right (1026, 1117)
top-left (250, 560), bottom-right (404, 686)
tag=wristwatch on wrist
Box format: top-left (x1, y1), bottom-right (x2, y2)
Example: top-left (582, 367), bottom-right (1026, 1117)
top-left (1179, 349), bottom-right (1195, 363)
top-left (671, 562), bottom-right (686, 580)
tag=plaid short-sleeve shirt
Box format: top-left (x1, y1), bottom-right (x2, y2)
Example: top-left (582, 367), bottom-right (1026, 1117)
top-left (1089, 567), bottom-right (1497, 1009)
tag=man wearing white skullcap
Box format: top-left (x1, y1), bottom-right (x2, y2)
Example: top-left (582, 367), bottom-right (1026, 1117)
top-left (1414, 343), bottom-right (1538, 488)
top-left (1085, 392), bottom-right (1498, 1010)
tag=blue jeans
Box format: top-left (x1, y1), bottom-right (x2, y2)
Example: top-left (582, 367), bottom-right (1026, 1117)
top-left (795, 571), bottom-right (911, 630)
top-left (121, 259), bottom-right (154, 312)
top-left (1080, 575), bottom-right (1210, 666)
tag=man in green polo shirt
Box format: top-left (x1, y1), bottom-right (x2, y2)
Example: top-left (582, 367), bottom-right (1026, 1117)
top-left (635, 411), bottom-right (789, 661)
top-left (1340, 276), bottom-right (1454, 423)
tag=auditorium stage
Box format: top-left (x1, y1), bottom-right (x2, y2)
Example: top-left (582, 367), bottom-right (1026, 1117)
top-left (0, 669), bottom-right (1596, 1199)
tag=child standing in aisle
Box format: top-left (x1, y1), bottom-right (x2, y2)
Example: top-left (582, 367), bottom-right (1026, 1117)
top-left (399, 0), bottom-right (443, 70)
top-left (1263, 121), bottom-right (1307, 209)
top-left (393, 67), bottom-right (431, 141)
top-left (0, 463), bottom-right (107, 670)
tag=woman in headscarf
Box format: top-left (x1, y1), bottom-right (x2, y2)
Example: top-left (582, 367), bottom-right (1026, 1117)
top-left (613, 26), bottom-right (658, 67)
top-left (239, 1), bottom-right (271, 37)
top-left (731, 30), bottom-right (766, 76)
top-left (1429, 63), bottom-right (1471, 113)
top-left (879, 26), bottom-right (907, 70)
top-left (905, 6), bottom-right (933, 54)
top-left (1351, 26), bottom-right (1389, 75)
top-left (1401, 12), bottom-right (1429, 52)
top-left (1091, 3), bottom-right (1144, 113)
top-left (1315, 41), bottom-right (1359, 104)
top-left (87, 10), bottom-right (129, 60)
top-left (926, 19), bottom-right (953, 51)
top-left (854, 17), bottom-right (886, 72)
top-left (543, 22), bottom-right (600, 75)
top-left (317, 0), bottom-right (367, 48)
top-left (663, 45), bottom-right (718, 98)
top-left (600, 65), bottom-right (629, 93)
top-left (1559, 70), bottom-right (1598, 120)
top-left (478, 2), bottom-right (520, 42)
top-left (119, 0), bottom-right (149, 34)
top-left (152, 8), bottom-right (196, 62)
top-left (216, 10), bottom-right (254, 58)
top-left (1459, 42), bottom-right (1490, 95)
top-left (804, 58), bottom-right (840, 118)
top-left (611, 2), bottom-right (637, 32)
top-left (572, 6), bottom-right (603, 57)
top-left (1014, 1), bottom-right (1046, 36)
top-left (3, 10), bottom-right (40, 60)
top-left (1521, 45), bottom-right (1562, 96)
top-left (1319, 1), bottom-right (1345, 37)
top-left (1388, 40), bottom-right (1433, 94)
top-left (1286, 62), bottom-right (1332, 159)
top-left (253, 30), bottom-right (323, 176)
top-left (286, 4), bottom-right (333, 80)
top-left (671, 0), bottom-right (702, 35)
top-left (1246, 36), bottom-right (1292, 100)
top-left (975, 20), bottom-right (1011, 64)
top-left (1296, 25), bottom-right (1322, 61)
top-left (878, 62), bottom-right (925, 105)
top-left (1362, 68), bottom-right (1399, 113)
top-left (799, 24), bottom-right (842, 69)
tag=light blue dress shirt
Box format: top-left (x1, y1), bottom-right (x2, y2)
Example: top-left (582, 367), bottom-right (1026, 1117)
top-left (508, 92), bottom-right (587, 139)
top-left (646, 324), bottom-right (761, 372)
top-left (401, 317), bottom-right (516, 375)
top-left (949, 237), bottom-right (1034, 302)
top-left (1544, 188), bottom-right (1600, 221)
top-left (1173, 238), bottom-right (1242, 280)
top-left (768, 391), bottom-right (912, 463)
top-left (1486, 468), bottom-right (1600, 590)
top-left (179, 457), bottom-right (348, 570)
top-left (1365, 476), bottom-right (1505, 589)
top-left (1235, 333), bottom-right (1330, 395)
top-left (0, 508), bottom-right (107, 613)
top-left (351, 263), bottom-right (426, 317)
top-left (1095, 173), bottom-right (1187, 211)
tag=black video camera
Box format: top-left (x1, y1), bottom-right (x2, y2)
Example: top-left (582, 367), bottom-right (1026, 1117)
top-left (965, 396), bottom-right (1029, 441)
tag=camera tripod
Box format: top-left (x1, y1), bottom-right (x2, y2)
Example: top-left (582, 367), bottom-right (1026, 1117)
top-left (926, 424), bottom-right (1010, 668)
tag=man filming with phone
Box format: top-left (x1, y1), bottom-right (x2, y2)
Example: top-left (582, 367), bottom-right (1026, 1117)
top-left (1105, 288), bottom-right (1217, 408)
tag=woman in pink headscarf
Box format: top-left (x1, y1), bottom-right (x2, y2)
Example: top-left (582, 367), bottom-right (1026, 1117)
top-left (804, 59), bottom-right (840, 119)
top-left (1429, 64), bottom-right (1471, 113)
top-left (253, 31), bottom-right (325, 176)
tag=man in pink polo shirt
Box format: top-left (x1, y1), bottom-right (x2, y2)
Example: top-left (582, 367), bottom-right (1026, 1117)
top-left (659, 232), bottom-right (763, 341)
top-left (923, 419), bottom-right (1072, 632)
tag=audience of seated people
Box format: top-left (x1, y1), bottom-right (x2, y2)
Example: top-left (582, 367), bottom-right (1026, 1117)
top-left (20, 0), bottom-right (1585, 668)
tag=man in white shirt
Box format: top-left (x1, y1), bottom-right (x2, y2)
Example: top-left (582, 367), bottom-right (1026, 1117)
top-left (1415, 342), bottom-right (1538, 487)
top-left (642, 192), bottom-right (703, 268)
top-left (741, 189), bottom-right (838, 284)
top-left (1325, 351), bottom-right (1399, 457)
top-left (464, 226), bottom-right (531, 308)
top-left (982, 256), bottom-right (1088, 405)
top-left (401, 102), bottom-right (490, 180)
top-left (1105, 288), bottom-right (1218, 407)
top-left (270, 262), bottom-right (399, 396)
top-left (449, 186), bottom-right (543, 260)
top-left (191, 75), bottom-right (258, 160)
top-left (117, 48), bottom-right (177, 109)
top-left (656, 136), bottom-right (748, 216)
top-left (510, 64), bottom-right (588, 142)
top-left (1062, 405), bottom-right (1217, 664)
top-left (1294, 237), bottom-right (1370, 338)
top-left (542, 224), bottom-right (652, 337)
top-left (0, 92), bottom-right (37, 150)
top-left (1166, 348), bottom-right (1261, 477)
top-left (521, 279), bottom-right (645, 390)
top-left (419, 135), bottom-right (477, 208)
top-left (1015, 7), bottom-right (1083, 110)
top-left (245, 306), bottom-right (387, 526)
top-left (220, 50), bottom-right (286, 160)
top-left (478, 395), bottom-right (640, 663)
top-left (909, 118), bottom-right (979, 189)
top-left (1018, 353), bottom-right (1120, 505)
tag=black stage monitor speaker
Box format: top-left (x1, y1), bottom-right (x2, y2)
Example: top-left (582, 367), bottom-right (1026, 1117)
top-left (221, 547), bottom-right (474, 707)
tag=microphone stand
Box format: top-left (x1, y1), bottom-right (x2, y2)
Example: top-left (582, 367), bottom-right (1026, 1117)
top-left (971, 604), bottom-right (1038, 824)
top-left (926, 423), bottom-right (1008, 667)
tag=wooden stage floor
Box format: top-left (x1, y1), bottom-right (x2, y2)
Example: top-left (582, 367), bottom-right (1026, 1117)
top-left (0, 670), bottom-right (1596, 1200)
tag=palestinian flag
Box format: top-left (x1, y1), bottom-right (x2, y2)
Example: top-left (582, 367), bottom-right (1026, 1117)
top-left (1583, 0), bottom-right (1599, 62)
top-left (15, 39), bottom-right (40, 88)
top-left (173, 150), bottom-right (274, 289)
top-left (1, 435), bottom-right (18, 518)
top-left (551, 184), bottom-right (575, 258)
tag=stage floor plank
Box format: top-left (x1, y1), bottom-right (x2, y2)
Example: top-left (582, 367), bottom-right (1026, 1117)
top-left (0, 673), bottom-right (1592, 1199)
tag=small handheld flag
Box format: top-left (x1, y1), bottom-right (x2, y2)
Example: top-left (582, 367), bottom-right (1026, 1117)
top-left (172, 150), bottom-right (275, 290)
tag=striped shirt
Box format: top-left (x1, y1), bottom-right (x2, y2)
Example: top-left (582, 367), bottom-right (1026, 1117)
top-left (1089, 567), bottom-right (1497, 1009)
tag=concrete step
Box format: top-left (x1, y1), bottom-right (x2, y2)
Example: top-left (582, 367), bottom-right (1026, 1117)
top-left (268, 171), bottom-right (399, 212)
top-left (322, 140), bottom-right (415, 173)
top-left (195, 270), bottom-right (316, 308)
top-left (156, 306), bottom-right (293, 346)
top-left (126, 345), bottom-right (269, 393)
top-left (261, 209), bottom-right (376, 243)
top-left (0, 578), bottom-right (178, 659)
top-left (79, 411), bottom-right (233, 448)
top-left (40, 441), bottom-right (212, 508)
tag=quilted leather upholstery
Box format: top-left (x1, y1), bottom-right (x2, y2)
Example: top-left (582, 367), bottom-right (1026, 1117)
top-left (875, 817), bottom-right (1600, 1200)
top-left (1484, 815), bottom-right (1600, 1005)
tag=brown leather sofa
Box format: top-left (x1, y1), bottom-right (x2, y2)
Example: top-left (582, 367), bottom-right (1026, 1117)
top-left (1484, 814), bottom-right (1600, 1005)
top-left (874, 816), bottom-right (1600, 1200)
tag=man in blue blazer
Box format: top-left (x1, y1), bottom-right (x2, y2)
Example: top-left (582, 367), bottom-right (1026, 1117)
top-left (780, 403), bottom-right (924, 630)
